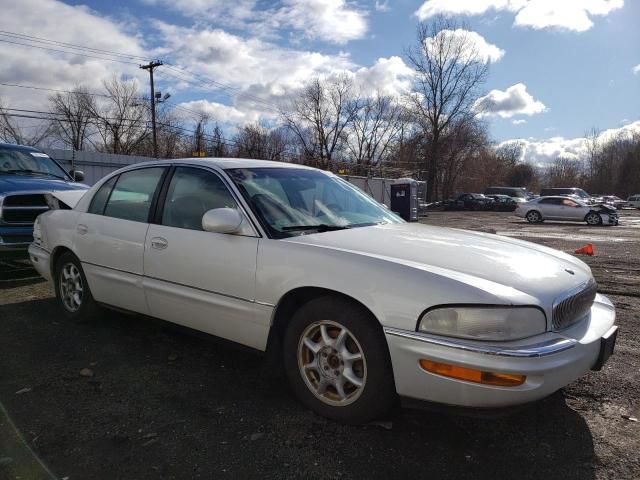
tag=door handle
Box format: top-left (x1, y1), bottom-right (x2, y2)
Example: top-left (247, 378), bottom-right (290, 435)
top-left (150, 237), bottom-right (168, 250)
top-left (77, 224), bottom-right (88, 235)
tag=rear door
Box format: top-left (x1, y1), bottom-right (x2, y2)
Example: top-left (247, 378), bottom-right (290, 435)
top-left (142, 166), bottom-right (266, 349)
top-left (74, 166), bottom-right (167, 314)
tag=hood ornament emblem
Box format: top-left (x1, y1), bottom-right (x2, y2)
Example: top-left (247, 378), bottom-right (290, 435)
top-left (565, 269), bottom-right (575, 275)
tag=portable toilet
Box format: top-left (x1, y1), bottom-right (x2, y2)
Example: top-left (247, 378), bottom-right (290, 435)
top-left (390, 179), bottom-right (419, 222)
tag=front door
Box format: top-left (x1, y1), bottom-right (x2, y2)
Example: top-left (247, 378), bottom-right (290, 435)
top-left (73, 166), bottom-right (166, 314)
top-left (142, 166), bottom-right (266, 349)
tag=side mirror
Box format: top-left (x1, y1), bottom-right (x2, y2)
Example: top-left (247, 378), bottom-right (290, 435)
top-left (70, 170), bottom-right (84, 182)
top-left (202, 208), bottom-right (244, 234)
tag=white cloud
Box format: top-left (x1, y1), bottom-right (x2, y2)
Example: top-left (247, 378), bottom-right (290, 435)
top-left (175, 100), bottom-right (259, 125)
top-left (474, 83), bottom-right (546, 118)
top-left (276, 0), bottom-right (368, 44)
top-left (351, 56), bottom-right (415, 97)
top-left (499, 120), bottom-right (640, 166)
top-left (375, 1), bottom-right (391, 13)
top-left (633, 64), bottom-right (640, 75)
top-left (415, 0), bottom-right (624, 32)
top-left (424, 29), bottom-right (505, 64)
top-left (144, 0), bottom-right (367, 44)
top-left (512, 119), bottom-right (527, 125)
top-left (0, 0), bottom-right (148, 110)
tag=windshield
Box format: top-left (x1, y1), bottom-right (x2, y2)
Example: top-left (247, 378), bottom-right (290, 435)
top-left (226, 167), bottom-right (403, 238)
top-left (0, 147), bottom-right (69, 179)
top-left (574, 189), bottom-right (591, 198)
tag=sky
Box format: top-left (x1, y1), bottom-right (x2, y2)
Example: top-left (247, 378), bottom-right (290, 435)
top-left (0, 0), bottom-right (639, 166)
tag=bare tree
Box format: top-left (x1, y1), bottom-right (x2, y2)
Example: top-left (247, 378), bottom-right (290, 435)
top-left (281, 75), bottom-right (360, 169)
top-left (48, 86), bottom-right (96, 151)
top-left (234, 123), bottom-right (292, 161)
top-left (0, 99), bottom-right (54, 146)
top-left (88, 76), bottom-right (149, 155)
top-left (406, 16), bottom-right (489, 200)
top-left (347, 92), bottom-right (403, 167)
top-left (208, 124), bottom-right (228, 157)
top-left (545, 157), bottom-right (582, 187)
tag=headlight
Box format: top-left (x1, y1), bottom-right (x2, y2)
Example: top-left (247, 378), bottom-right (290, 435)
top-left (418, 306), bottom-right (546, 341)
top-left (33, 217), bottom-right (43, 245)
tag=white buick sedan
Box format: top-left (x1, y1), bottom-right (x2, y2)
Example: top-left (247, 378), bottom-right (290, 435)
top-left (29, 159), bottom-right (617, 423)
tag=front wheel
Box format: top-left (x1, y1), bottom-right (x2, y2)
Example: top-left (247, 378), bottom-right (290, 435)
top-left (54, 252), bottom-right (101, 322)
top-left (585, 212), bottom-right (603, 226)
top-left (283, 296), bottom-right (396, 424)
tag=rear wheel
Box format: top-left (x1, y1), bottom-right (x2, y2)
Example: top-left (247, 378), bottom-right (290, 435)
top-left (283, 296), bottom-right (396, 424)
top-left (526, 210), bottom-right (543, 223)
top-left (54, 252), bottom-right (101, 322)
top-left (585, 212), bottom-right (603, 226)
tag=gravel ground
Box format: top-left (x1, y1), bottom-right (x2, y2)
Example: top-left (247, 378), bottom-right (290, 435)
top-left (0, 210), bottom-right (638, 480)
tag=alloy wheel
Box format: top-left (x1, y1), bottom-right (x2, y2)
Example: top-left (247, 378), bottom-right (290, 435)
top-left (59, 262), bottom-right (84, 312)
top-left (297, 320), bottom-right (367, 406)
top-left (586, 212), bottom-right (601, 225)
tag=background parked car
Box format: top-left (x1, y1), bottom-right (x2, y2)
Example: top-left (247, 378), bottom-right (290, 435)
top-left (444, 193), bottom-right (493, 211)
top-left (516, 196), bottom-right (618, 226)
top-left (0, 142), bottom-right (87, 254)
top-left (486, 194), bottom-right (518, 212)
top-left (539, 187), bottom-right (596, 204)
top-left (600, 195), bottom-right (629, 209)
top-left (627, 194), bottom-right (640, 209)
top-left (484, 186), bottom-right (528, 203)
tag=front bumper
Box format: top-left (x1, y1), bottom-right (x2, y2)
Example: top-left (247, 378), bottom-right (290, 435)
top-left (0, 225), bottom-right (34, 252)
top-left (385, 294), bottom-right (616, 408)
top-left (27, 243), bottom-right (52, 282)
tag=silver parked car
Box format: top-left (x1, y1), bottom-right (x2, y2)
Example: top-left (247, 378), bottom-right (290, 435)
top-left (516, 196), bottom-right (618, 226)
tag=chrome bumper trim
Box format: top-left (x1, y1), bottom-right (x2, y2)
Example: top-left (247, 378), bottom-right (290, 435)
top-left (383, 327), bottom-right (577, 358)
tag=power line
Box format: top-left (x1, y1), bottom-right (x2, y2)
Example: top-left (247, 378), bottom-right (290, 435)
top-left (0, 38), bottom-right (141, 65)
top-left (0, 30), bottom-right (148, 61)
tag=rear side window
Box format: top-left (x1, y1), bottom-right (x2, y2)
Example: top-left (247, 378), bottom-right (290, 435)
top-left (161, 167), bottom-right (237, 231)
top-left (103, 168), bottom-right (164, 222)
top-left (88, 176), bottom-right (117, 214)
top-left (540, 198), bottom-right (562, 205)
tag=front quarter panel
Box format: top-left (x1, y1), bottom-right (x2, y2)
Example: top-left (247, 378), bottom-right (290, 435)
top-left (256, 238), bottom-right (540, 331)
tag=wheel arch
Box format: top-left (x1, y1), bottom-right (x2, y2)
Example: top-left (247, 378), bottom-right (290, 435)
top-left (264, 287), bottom-right (383, 369)
top-left (49, 245), bottom-right (75, 279)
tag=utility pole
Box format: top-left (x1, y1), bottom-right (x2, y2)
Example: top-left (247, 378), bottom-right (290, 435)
top-left (140, 60), bottom-right (163, 158)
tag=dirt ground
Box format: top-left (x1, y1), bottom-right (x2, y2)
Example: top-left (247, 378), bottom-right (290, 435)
top-left (0, 210), bottom-right (638, 480)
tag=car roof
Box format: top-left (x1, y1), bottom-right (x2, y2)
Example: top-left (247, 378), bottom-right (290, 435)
top-left (126, 157), bottom-right (317, 170)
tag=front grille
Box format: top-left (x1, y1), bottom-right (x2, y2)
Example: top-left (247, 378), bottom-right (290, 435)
top-left (552, 279), bottom-right (598, 330)
top-left (1, 194), bottom-right (49, 224)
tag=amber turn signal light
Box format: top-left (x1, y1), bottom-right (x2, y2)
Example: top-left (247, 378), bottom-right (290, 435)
top-left (419, 359), bottom-right (526, 387)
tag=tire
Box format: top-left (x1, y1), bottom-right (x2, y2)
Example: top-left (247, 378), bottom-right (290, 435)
top-left (585, 211), bottom-right (603, 226)
top-left (526, 210), bottom-right (543, 223)
top-left (283, 296), bottom-right (396, 424)
top-left (54, 251), bottom-right (102, 322)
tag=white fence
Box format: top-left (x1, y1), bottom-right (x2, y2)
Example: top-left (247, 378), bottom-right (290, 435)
top-left (44, 149), bottom-right (420, 207)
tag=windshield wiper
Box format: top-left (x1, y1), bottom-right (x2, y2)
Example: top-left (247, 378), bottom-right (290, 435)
top-left (281, 224), bottom-right (352, 233)
top-left (5, 169), bottom-right (67, 180)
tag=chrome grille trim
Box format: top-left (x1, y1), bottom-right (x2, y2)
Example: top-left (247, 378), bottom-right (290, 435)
top-left (552, 279), bottom-right (598, 330)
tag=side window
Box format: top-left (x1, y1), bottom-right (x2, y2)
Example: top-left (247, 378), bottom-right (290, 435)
top-left (103, 167), bottom-right (164, 222)
top-left (88, 176), bottom-right (117, 214)
top-left (540, 198), bottom-right (560, 205)
top-left (162, 167), bottom-right (237, 231)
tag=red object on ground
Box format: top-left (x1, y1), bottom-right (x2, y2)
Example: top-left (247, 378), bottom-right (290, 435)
top-left (575, 243), bottom-right (595, 256)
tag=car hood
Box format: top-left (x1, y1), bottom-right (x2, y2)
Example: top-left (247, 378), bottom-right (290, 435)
top-left (0, 175), bottom-right (88, 194)
top-left (285, 222), bottom-right (593, 304)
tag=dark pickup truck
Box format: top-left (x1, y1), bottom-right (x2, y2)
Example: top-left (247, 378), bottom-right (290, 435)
top-left (0, 143), bottom-right (87, 253)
